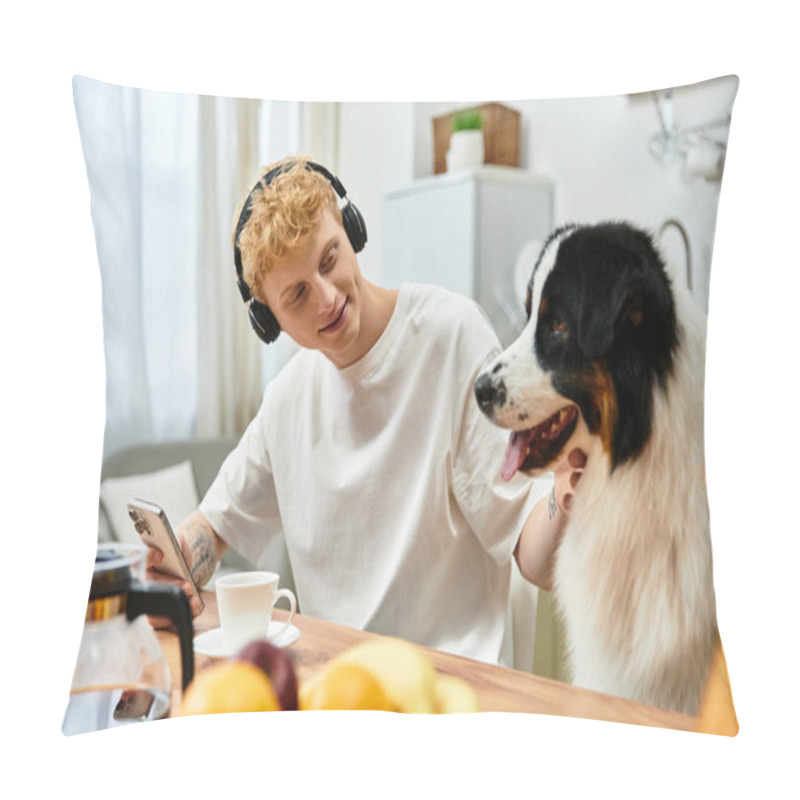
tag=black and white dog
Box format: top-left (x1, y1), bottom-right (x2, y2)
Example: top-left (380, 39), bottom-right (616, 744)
top-left (474, 222), bottom-right (719, 715)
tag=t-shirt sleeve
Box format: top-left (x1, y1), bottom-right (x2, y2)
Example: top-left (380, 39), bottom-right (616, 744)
top-left (450, 303), bottom-right (553, 565)
top-left (199, 392), bottom-right (283, 569)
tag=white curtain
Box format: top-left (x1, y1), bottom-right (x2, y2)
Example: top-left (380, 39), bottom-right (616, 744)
top-left (72, 76), bottom-right (300, 458)
top-left (195, 95), bottom-right (263, 438)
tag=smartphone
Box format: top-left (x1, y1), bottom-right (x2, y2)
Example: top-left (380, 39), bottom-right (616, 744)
top-left (127, 498), bottom-right (204, 613)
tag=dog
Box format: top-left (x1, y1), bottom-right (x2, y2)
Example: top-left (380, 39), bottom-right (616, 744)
top-left (474, 221), bottom-right (719, 716)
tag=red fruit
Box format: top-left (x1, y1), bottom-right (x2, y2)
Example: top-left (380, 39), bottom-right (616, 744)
top-left (236, 639), bottom-right (298, 711)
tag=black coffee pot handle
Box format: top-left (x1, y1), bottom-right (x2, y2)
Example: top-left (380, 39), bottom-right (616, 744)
top-left (127, 582), bottom-right (195, 691)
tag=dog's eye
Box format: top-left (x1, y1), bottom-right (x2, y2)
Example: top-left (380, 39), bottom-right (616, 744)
top-left (549, 318), bottom-right (567, 336)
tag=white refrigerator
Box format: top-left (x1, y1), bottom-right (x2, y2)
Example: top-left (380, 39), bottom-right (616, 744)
top-left (380, 166), bottom-right (554, 346)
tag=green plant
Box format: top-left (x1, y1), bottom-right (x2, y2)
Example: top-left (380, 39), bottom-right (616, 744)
top-left (452, 110), bottom-right (483, 132)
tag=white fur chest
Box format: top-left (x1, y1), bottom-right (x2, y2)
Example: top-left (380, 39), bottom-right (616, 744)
top-left (552, 339), bottom-right (717, 713)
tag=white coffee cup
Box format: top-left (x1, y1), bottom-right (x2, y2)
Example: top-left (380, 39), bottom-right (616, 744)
top-left (215, 571), bottom-right (296, 652)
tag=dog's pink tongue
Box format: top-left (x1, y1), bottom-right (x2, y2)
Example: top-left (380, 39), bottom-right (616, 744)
top-left (501, 430), bottom-right (530, 481)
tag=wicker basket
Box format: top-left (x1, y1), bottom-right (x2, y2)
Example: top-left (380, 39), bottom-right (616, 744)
top-left (432, 102), bottom-right (521, 174)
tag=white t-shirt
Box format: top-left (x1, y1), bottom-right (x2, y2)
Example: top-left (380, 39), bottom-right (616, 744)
top-left (200, 283), bottom-right (550, 666)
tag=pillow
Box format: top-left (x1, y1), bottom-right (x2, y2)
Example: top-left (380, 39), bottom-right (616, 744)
top-left (70, 74), bottom-right (739, 737)
top-left (99, 460), bottom-right (200, 546)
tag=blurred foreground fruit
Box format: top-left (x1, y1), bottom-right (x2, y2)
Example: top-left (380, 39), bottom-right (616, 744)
top-left (236, 639), bottom-right (299, 711)
top-left (179, 661), bottom-right (280, 716)
top-left (300, 661), bottom-right (396, 711)
top-left (433, 674), bottom-right (481, 713)
top-left (326, 637), bottom-right (439, 714)
top-left (296, 636), bottom-right (483, 715)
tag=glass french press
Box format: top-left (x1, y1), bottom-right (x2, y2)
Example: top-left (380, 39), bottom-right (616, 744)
top-left (62, 542), bottom-right (194, 735)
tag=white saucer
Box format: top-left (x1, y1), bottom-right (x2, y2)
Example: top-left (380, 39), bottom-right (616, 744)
top-left (194, 621), bottom-right (300, 658)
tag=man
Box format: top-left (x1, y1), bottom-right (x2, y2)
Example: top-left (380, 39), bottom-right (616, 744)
top-left (149, 155), bottom-right (582, 667)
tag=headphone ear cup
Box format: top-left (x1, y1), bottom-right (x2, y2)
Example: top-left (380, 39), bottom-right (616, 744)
top-left (248, 300), bottom-right (281, 344)
top-left (341, 201), bottom-right (367, 253)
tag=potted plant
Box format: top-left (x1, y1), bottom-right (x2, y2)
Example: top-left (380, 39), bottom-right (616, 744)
top-left (446, 109), bottom-right (484, 172)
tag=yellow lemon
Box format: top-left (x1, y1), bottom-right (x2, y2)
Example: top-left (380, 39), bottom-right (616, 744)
top-left (300, 662), bottom-right (396, 711)
top-left (336, 637), bottom-right (438, 714)
top-left (434, 675), bottom-right (481, 713)
top-left (179, 660), bottom-right (281, 716)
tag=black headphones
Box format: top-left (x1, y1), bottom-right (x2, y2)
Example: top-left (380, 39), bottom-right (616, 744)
top-left (233, 160), bottom-right (368, 344)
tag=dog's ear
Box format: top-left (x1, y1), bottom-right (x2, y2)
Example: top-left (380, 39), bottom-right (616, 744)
top-left (565, 223), bottom-right (677, 362)
top-left (577, 280), bottom-right (640, 359)
top-left (578, 264), bottom-right (676, 362)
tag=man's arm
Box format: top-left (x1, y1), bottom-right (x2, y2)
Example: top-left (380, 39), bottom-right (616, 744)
top-left (515, 449), bottom-right (585, 590)
top-left (180, 510), bottom-right (228, 589)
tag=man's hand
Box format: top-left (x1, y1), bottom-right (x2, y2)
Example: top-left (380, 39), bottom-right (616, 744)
top-left (144, 511), bottom-right (227, 627)
top-left (145, 534), bottom-right (204, 621)
top-left (550, 448), bottom-right (587, 516)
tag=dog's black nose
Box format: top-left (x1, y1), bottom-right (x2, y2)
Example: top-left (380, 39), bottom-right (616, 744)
top-left (473, 373), bottom-right (496, 410)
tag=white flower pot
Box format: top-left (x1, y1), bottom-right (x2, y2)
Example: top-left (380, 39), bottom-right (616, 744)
top-left (446, 129), bottom-right (485, 172)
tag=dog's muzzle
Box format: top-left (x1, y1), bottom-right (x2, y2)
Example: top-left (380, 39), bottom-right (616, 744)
top-left (474, 372), bottom-right (505, 418)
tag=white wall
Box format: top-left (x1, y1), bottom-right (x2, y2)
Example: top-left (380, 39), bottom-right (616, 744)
top-left (335, 102), bottom-right (416, 283)
top-left (334, 75), bottom-right (738, 312)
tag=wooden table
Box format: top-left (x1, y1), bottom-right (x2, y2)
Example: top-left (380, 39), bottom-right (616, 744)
top-left (157, 591), bottom-right (699, 732)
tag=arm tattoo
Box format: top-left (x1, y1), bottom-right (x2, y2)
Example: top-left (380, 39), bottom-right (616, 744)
top-left (187, 523), bottom-right (217, 587)
top-left (548, 487), bottom-right (558, 520)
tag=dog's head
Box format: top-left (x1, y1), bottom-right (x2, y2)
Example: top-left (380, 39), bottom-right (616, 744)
top-left (475, 222), bottom-right (678, 478)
